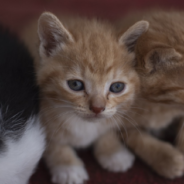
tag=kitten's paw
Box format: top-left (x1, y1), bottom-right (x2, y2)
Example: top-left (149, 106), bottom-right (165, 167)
top-left (153, 147), bottom-right (184, 179)
top-left (97, 147), bottom-right (135, 172)
top-left (51, 165), bottom-right (89, 184)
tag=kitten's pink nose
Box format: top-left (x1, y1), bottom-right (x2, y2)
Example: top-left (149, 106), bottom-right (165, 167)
top-left (90, 105), bottom-right (105, 114)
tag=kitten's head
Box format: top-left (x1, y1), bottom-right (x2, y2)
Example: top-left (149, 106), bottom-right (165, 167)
top-left (135, 21), bottom-right (184, 105)
top-left (37, 12), bottom-right (148, 121)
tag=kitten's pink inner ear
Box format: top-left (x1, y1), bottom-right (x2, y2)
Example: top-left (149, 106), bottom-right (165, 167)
top-left (38, 12), bottom-right (74, 58)
top-left (119, 20), bottom-right (149, 52)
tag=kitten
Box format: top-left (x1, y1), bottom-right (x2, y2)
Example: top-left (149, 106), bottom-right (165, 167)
top-left (116, 11), bottom-right (184, 179)
top-left (0, 27), bottom-right (45, 184)
top-left (22, 12), bottom-right (148, 184)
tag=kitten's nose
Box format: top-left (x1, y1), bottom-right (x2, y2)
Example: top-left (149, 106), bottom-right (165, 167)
top-left (90, 105), bottom-right (105, 114)
top-left (89, 95), bottom-right (106, 115)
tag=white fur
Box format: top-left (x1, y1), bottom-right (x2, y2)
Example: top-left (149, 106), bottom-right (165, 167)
top-left (51, 165), bottom-right (89, 184)
top-left (59, 115), bottom-right (113, 148)
top-left (97, 146), bottom-right (135, 172)
top-left (0, 116), bottom-right (45, 184)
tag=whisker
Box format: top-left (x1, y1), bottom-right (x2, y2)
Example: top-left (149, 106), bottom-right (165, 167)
top-left (115, 115), bottom-right (128, 140)
top-left (113, 116), bottom-right (127, 144)
top-left (46, 111), bottom-right (74, 146)
top-left (129, 106), bottom-right (148, 111)
top-left (120, 111), bottom-right (139, 127)
top-left (110, 116), bottom-right (125, 143)
top-left (39, 105), bottom-right (73, 115)
top-left (116, 111), bottom-right (142, 138)
top-left (43, 97), bottom-right (74, 105)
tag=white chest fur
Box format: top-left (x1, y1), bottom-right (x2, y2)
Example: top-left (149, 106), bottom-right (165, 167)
top-left (59, 116), bottom-right (114, 148)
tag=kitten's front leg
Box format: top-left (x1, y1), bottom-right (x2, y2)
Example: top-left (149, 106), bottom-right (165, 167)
top-left (126, 129), bottom-right (184, 179)
top-left (94, 130), bottom-right (135, 172)
top-left (44, 142), bottom-right (88, 184)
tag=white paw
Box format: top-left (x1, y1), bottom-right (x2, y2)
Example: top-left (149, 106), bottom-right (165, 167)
top-left (51, 165), bottom-right (89, 184)
top-left (97, 147), bottom-right (135, 172)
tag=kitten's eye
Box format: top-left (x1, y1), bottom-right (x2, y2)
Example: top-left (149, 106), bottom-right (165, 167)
top-left (110, 82), bottom-right (125, 93)
top-left (67, 80), bottom-right (84, 91)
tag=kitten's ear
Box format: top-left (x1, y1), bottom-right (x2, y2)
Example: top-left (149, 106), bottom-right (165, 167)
top-left (144, 47), bottom-right (182, 73)
top-left (119, 21), bottom-right (149, 52)
top-left (38, 12), bottom-right (74, 58)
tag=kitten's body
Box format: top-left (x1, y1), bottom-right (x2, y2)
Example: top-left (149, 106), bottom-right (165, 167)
top-left (126, 100), bottom-right (184, 129)
top-left (116, 11), bottom-right (184, 179)
top-left (22, 12), bottom-right (148, 184)
top-left (0, 27), bottom-right (45, 184)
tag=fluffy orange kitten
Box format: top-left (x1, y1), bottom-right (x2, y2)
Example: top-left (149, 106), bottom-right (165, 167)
top-left (22, 12), bottom-right (149, 184)
top-left (116, 11), bottom-right (184, 179)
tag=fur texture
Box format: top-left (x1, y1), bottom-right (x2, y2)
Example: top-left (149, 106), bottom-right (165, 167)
top-left (0, 27), bottom-right (45, 184)
top-left (0, 117), bottom-right (45, 184)
top-left (22, 12), bottom-right (148, 184)
top-left (116, 11), bottom-right (184, 179)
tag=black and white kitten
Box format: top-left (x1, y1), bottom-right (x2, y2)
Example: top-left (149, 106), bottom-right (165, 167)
top-left (0, 27), bottom-right (45, 184)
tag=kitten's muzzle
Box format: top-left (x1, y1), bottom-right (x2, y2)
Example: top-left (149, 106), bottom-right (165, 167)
top-left (89, 105), bottom-right (105, 114)
top-left (89, 95), bottom-right (106, 115)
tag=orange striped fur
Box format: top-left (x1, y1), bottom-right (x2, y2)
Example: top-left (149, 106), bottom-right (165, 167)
top-left (22, 12), bottom-right (148, 184)
top-left (116, 11), bottom-right (184, 179)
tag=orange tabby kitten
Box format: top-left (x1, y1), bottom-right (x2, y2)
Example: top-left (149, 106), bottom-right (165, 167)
top-left (22, 12), bottom-right (148, 184)
top-left (116, 11), bottom-right (184, 179)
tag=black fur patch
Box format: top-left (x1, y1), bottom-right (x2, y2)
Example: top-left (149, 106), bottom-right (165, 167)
top-left (0, 27), bottom-right (39, 151)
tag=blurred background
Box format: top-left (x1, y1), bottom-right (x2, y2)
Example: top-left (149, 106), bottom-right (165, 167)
top-left (2, 0), bottom-right (184, 183)
top-left (1, 0), bottom-right (184, 33)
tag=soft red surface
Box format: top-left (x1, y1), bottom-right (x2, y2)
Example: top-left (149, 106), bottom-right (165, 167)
top-left (30, 149), bottom-right (184, 184)
top-left (1, 0), bottom-right (184, 183)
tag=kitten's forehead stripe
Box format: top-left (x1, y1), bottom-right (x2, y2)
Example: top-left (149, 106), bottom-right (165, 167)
top-left (65, 19), bottom-right (124, 73)
top-left (105, 65), bottom-right (115, 74)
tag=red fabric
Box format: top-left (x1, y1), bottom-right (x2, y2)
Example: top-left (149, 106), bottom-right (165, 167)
top-left (30, 149), bottom-right (184, 184)
top-left (1, 0), bottom-right (184, 183)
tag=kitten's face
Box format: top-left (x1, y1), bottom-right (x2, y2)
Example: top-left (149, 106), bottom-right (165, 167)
top-left (37, 12), bottom-right (148, 122)
top-left (39, 42), bottom-right (138, 121)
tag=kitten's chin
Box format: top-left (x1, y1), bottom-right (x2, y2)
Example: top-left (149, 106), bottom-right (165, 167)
top-left (78, 113), bottom-right (112, 123)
